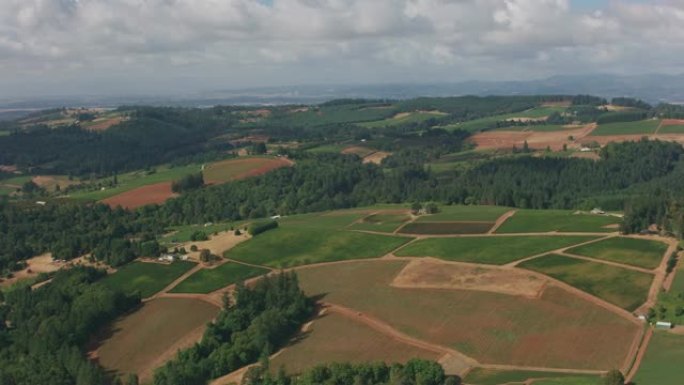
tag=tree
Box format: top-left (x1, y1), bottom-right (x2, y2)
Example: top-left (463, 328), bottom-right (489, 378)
top-left (603, 369), bottom-right (624, 385)
top-left (411, 202), bottom-right (423, 215)
top-left (425, 203), bottom-right (439, 214)
top-left (126, 373), bottom-right (140, 385)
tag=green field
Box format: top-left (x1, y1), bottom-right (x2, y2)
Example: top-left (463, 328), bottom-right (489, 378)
top-left (69, 163), bottom-right (201, 200)
top-left (228, 226), bottom-right (411, 268)
top-left (567, 237), bottom-right (667, 269)
top-left (348, 213), bottom-right (411, 233)
top-left (441, 107), bottom-right (566, 132)
top-left (305, 144), bottom-right (349, 154)
top-left (633, 332), bottom-right (684, 385)
top-left (415, 205), bottom-right (510, 222)
top-left (531, 377), bottom-right (602, 385)
top-left (496, 210), bottom-right (620, 233)
top-left (395, 235), bottom-right (597, 265)
top-left (519, 254), bottom-right (653, 311)
top-left (169, 262), bottom-right (268, 293)
top-left (398, 222), bottom-right (493, 235)
top-left (654, 262), bottom-right (684, 324)
top-left (101, 261), bottom-right (197, 298)
top-left (659, 124), bottom-right (684, 134)
top-left (591, 119), bottom-right (660, 136)
top-left (464, 368), bottom-right (600, 385)
top-left (359, 111), bottom-right (446, 128)
top-left (267, 104), bottom-right (395, 127)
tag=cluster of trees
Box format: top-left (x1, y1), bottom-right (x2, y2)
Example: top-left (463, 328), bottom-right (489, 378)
top-left (171, 172), bottom-right (204, 193)
top-left (154, 272), bottom-right (314, 385)
top-left (243, 360), bottom-right (453, 385)
top-left (248, 220), bottom-right (279, 236)
top-left (611, 97), bottom-right (652, 110)
top-left (0, 267), bottom-right (140, 385)
top-left (596, 111), bottom-right (648, 125)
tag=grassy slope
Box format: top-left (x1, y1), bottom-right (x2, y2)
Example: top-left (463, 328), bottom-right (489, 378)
top-left (591, 120), bottom-right (660, 136)
top-left (567, 237), bottom-right (667, 270)
top-left (395, 236), bottom-right (597, 265)
top-left (101, 261), bottom-right (197, 298)
top-left (633, 332), bottom-right (684, 385)
top-left (170, 262), bottom-right (268, 294)
top-left (496, 210), bottom-right (620, 233)
top-left (519, 254), bottom-right (653, 311)
top-left (415, 205), bottom-right (511, 222)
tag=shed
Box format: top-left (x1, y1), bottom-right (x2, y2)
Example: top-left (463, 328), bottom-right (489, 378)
top-left (656, 321), bottom-right (673, 330)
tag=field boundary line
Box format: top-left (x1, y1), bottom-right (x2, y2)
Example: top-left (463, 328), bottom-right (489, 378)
top-left (488, 209), bottom-right (517, 234)
top-left (654, 119), bottom-right (664, 134)
top-left (624, 326), bottom-right (653, 383)
top-left (557, 252), bottom-right (656, 274)
top-left (505, 235), bottom-right (614, 268)
top-left (476, 364), bottom-right (605, 376)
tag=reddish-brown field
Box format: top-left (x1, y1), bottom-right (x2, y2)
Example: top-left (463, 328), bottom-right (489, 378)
top-left (84, 116), bottom-right (126, 131)
top-left (204, 157), bottom-right (293, 184)
top-left (101, 182), bottom-right (176, 209)
top-left (296, 260), bottom-right (640, 370)
top-left (471, 125), bottom-right (594, 151)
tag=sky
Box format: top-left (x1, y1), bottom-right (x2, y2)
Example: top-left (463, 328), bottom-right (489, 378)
top-left (0, 0), bottom-right (682, 98)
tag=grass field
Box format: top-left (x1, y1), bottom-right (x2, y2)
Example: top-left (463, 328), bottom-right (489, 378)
top-left (359, 111), bottom-right (445, 128)
top-left (297, 260), bottom-right (639, 369)
top-left (95, 298), bottom-right (219, 383)
top-left (305, 144), bottom-right (349, 154)
top-left (395, 236), bottom-right (598, 265)
top-left (566, 237), bottom-right (668, 270)
top-left (659, 124), bottom-right (684, 134)
top-left (415, 205), bottom-right (511, 222)
top-left (464, 368), bottom-right (600, 385)
top-left (531, 377), bottom-right (603, 385)
top-left (518, 254), bottom-right (653, 311)
top-left (496, 210), bottom-right (620, 233)
top-left (633, 332), bottom-right (684, 385)
top-left (271, 312), bottom-right (441, 374)
top-left (398, 222), bottom-right (493, 235)
top-left (101, 261), bottom-right (197, 298)
top-left (591, 120), bottom-right (660, 136)
top-left (203, 156), bottom-right (290, 183)
top-left (228, 226), bottom-right (410, 268)
top-left (169, 262), bottom-right (268, 293)
top-left (441, 107), bottom-right (566, 132)
top-left (348, 213), bottom-right (411, 233)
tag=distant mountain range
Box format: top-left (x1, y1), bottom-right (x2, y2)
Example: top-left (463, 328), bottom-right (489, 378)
top-left (1, 73), bottom-right (683, 117)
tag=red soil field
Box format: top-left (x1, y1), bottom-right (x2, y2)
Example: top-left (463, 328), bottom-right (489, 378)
top-left (101, 182), bottom-right (177, 209)
top-left (470, 124), bottom-right (595, 151)
top-left (204, 157), bottom-right (293, 184)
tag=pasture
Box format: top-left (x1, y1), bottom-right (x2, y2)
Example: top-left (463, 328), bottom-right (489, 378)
top-left (349, 213), bottom-right (411, 233)
top-left (590, 120), bottom-right (660, 136)
top-left (518, 254), bottom-right (653, 311)
top-left (203, 156), bottom-right (292, 184)
top-left (414, 205), bottom-right (511, 222)
top-left (270, 312), bottom-right (441, 374)
top-left (296, 260), bottom-right (639, 370)
top-left (566, 237), bottom-right (667, 270)
top-left (464, 368), bottom-right (600, 385)
top-left (94, 298), bottom-right (219, 383)
top-left (100, 261), bottom-right (197, 298)
top-left (496, 210), bottom-right (620, 233)
top-left (228, 226), bottom-right (410, 268)
top-left (398, 222), bottom-right (494, 235)
top-left (169, 262), bottom-right (268, 294)
top-left (395, 235), bottom-right (598, 265)
top-left (633, 332), bottom-right (684, 385)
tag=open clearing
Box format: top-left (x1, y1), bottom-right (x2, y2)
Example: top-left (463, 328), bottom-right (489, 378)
top-left (632, 332), bottom-right (684, 385)
top-left (398, 222), bottom-right (494, 235)
top-left (470, 124), bottom-right (594, 151)
top-left (163, 221), bottom-right (248, 244)
top-left (341, 146), bottom-right (376, 158)
top-left (464, 368), bottom-right (600, 385)
top-left (496, 210), bottom-right (620, 233)
top-left (270, 312), bottom-right (441, 374)
top-left (519, 254), bottom-right (653, 311)
top-left (658, 119), bottom-right (684, 134)
top-left (100, 181), bottom-right (176, 209)
top-left (228, 227), bottom-right (410, 268)
top-left (170, 262), bottom-right (268, 294)
top-left (0, 253), bottom-right (64, 288)
top-left (395, 236), bottom-right (598, 265)
top-left (296, 260), bottom-right (639, 370)
top-left (203, 156), bottom-right (292, 184)
top-left (94, 298), bottom-right (219, 383)
top-left (391, 259), bottom-right (546, 297)
top-left (31, 175), bottom-right (79, 192)
top-left (100, 261), bottom-right (197, 298)
top-left (349, 213), bottom-right (411, 233)
top-left (182, 230), bottom-right (251, 260)
top-left (360, 111), bottom-right (446, 128)
top-left (415, 205), bottom-right (511, 222)
top-left (362, 151), bottom-right (392, 165)
top-left (566, 237), bottom-right (667, 270)
top-left (590, 120), bottom-right (660, 136)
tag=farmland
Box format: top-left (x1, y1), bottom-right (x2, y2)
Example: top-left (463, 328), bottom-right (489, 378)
top-left (100, 181), bottom-right (176, 209)
top-left (395, 235), bottom-right (598, 265)
top-left (100, 261), bottom-right (197, 298)
top-left (169, 262), bottom-right (268, 293)
top-left (398, 221), bottom-right (494, 235)
top-left (348, 213), bottom-right (411, 233)
top-left (296, 259), bottom-right (639, 370)
top-left (270, 312), bottom-right (441, 374)
top-left (518, 254), bottom-right (653, 311)
top-left (163, 221), bottom-right (247, 243)
top-left (566, 237), bottom-right (668, 269)
top-left (442, 106), bottom-right (566, 132)
top-left (203, 156), bottom-right (292, 184)
top-left (464, 368), bottom-right (600, 385)
top-left (414, 205), bottom-right (511, 222)
top-left (359, 111), bottom-right (447, 128)
top-left (590, 119), bottom-right (660, 136)
top-left (94, 298), bottom-right (219, 383)
top-left (633, 332), bottom-right (684, 385)
top-left (496, 210), bottom-right (621, 233)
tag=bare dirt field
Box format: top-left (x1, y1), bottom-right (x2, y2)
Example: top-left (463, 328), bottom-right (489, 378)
top-left (0, 253), bottom-right (63, 288)
top-left (92, 297), bottom-right (219, 383)
top-left (470, 124), bottom-right (595, 151)
top-left (341, 146), bottom-right (376, 158)
top-left (204, 157), bottom-right (293, 184)
top-left (184, 231), bottom-right (252, 260)
top-left (84, 116), bottom-right (126, 131)
top-left (661, 119), bottom-right (684, 126)
top-left (101, 182), bottom-right (176, 209)
top-left (391, 259), bottom-right (547, 298)
top-left (32, 175), bottom-right (78, 191)
top-left (363, 151), bottom-right (392, 165)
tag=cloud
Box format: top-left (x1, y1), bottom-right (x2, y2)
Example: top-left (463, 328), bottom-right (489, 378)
top-left (0, 0), bottom-right (683, 97)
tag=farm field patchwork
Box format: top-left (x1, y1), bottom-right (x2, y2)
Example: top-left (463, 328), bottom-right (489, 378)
top-left (398, 221), bottom-right (494, 235)
top-left (441, 107), bottom-right (566, 132)
top-left (566, 237), bottom-right (668, 270)
top-left (590, 120), bottom-right (660, 136)
top-left (94, 298), bottom-right (219, 383)
top-left (518, 254), bottom-right (653, 311)
top-left (169, 262), bottom-right (268, 294)
top-left (349, 213), bottom-right (411, 233)
top-left (495, 210), bottom-right (620, 233)
top-left (296, 260), bottom-right (639, 370)
top-left (633, 332), bottom-right (684, 385)
top-left (395, 235), bottom-right (598, 265)
top-left (414, 205), bottom-right (511, 222)
top-left (463, 368), bottom-right (600, 385)
top-left (270, 312), bottom-right (441, 374)
top-left (100, 261), bottom-right (197, 298)
top-left (203, 156), bottom-right (292, 184)
top-left (359, 111), bottom-right (446, 128)
top-left (228, 226), bottom-right (410, 268)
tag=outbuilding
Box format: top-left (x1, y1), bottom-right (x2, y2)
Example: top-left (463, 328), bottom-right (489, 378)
top-left (656, 321), bottom-right (673, 330)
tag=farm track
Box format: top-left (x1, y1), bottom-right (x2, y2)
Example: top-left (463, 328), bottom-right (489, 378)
top-left (487, 209), bottom-right (517, 234)
top-left (556, 251), bottom-right (656, 274)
